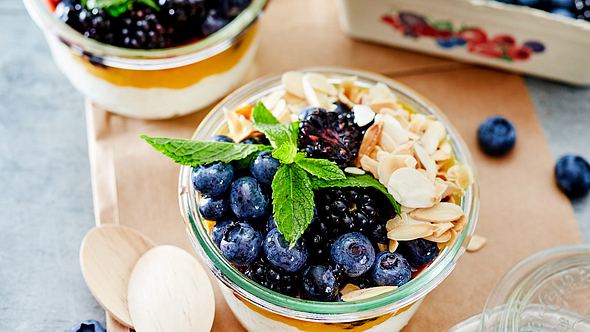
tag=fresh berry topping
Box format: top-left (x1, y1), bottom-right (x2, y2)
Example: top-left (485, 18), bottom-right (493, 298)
top-left (212, 220), bottom-right (234, 246)
top-left (370, 252), bottom-right (411, 287)
top-left (192, 162), bottom-right (234, 197)
top-left (118, 6), bottom-right (170, 49)
top-left (263, 228), bottom-right (308, 273)
top-left (298, 107), bottom-right (363, 168)
top-left (198, 195), bottom-right (230, 220)
top-left (158, 0), bottom-right (206, 42)
top-left (250, 151), bottom-right (280, 185)
top-left (245, 258), bottom-right (300, 296)
top-left (201, 9), bottom-right (229, 36)
top-left (330, 232), bottom-right (376, 278)
top-left (575, 0), bottom-right (590, 20)
top-left (70, 319), bottom-right (106, 332)
top-left (266, 215), bottom-right (277, 232)
top-left (241, 135), bottom-right (271, 145)
top-left (347, 274), bottom-right (372, 289)
top-left (477, 116), bottom-right (516, 156)
top-left (397, 239), bottom-right (440, 269)
top-left (555, 154), bottom-right (590, 198)
top-left (229, 176), bottom-right (269, 220)
top-left (210, 134), bottom-right (234, 143)
top-left (301, 265), bottom-right (340, 301)
top-left (219, 222), bottom-right (262, 266)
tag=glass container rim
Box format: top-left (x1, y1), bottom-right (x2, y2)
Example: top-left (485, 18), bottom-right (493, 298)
top-left (23, 0), bottom-right (267, 69)
top-left (179, 67), bottom-right (480, 321)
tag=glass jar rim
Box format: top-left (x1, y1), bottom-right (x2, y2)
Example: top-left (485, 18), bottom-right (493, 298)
top-left (23, 0), bottom-right (267, 69)
top-left (178, 67), bottom-right (480, 322)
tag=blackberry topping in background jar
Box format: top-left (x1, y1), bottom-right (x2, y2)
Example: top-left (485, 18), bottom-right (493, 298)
top-left (52, 0), bottom-right (252, 49)
top-left (142, 71), bottom-right (475, 302)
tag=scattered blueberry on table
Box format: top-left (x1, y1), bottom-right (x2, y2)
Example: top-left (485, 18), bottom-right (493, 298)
top-left (477, 116), bottom-right (517, 156)
top-left (555, 154), bottom-right (590, 198)
top-left (70, 320), bottom-right (105, 332)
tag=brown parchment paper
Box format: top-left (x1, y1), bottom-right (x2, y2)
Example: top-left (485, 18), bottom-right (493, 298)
top-left (84, 0), bottom-right (583, 331)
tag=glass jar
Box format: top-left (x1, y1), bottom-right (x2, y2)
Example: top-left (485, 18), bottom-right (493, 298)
top-left (450, 244), bottom-right (590, 332)
top-left (178, 68), bottom-right (480, 331)
top-left (23, 0), bottom-right (267, 119)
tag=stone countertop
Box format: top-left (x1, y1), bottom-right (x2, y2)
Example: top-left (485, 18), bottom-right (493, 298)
top-left (1, 1), bottom-right (589, 331)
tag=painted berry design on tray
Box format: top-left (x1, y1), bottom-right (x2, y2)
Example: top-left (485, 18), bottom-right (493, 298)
top-left (142, 72), bottom-right (474, 302)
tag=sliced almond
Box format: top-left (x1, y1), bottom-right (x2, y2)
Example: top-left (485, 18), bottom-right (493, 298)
top-left (380, 132), bottom-right (397, 153)
top-left (432, 141), bottom-right (452, 161)
top-left (387, 168), bottom-right (438, 208)
top-left (435, 178), bottom-right (449, 200)
top-left (388, 239), bottom-right (399, 252)
top-left (414, 143), bottom-right (438, 180)
top-left (444, 228), bottom-right (457, 246)
top-left (433, 222), bottom-right (455, 237)
top-left (447, 164), bottom-right (474, 190)
top-left (338, 89), bottom-right (355, 108)
top-left (410, 202), bottom-right (464, 223)
top-left (340, 283), bottom-right (361, 296)
top-left (386, 215), bottom-right (403, 232)
top-left (377, 154), bottom-right (415, 186)
top-left (302, 75), bottom-right (321, 107)
top-left (378, 115), bottom-right (409, 146)
top-left (408, 113), bottom-right (428, 133)
top-left (453, 215), bottom-right (468, 232)
top-left (392, 141), bottom-right (415, 156)
top-left (366, 83), bottom-right (397, 104)
top-left (421, 121), bottom-right (446, 154)
top-left (377, 242), bottom-right (388, 252)
top-left (261, 90), bottom-right (284, 110)
top-left (272, 99), bottom-right (291, 123)
top-left (387, 222), bottom-right (435, 241)
top-left (341, 286), bottom-right (398, 302)
top-left (352, 104), bottom-right (376, 127)
top-left (425, 230), bottom-right (452, 243)
top-left (359, 155), bottom-right (378, 176)
top-left (304, 73), bottom-right (337, 96)
top-left (356, 122), bottom-right (382, 166)
top-left (467, 235), bottom-right (487, 252)
top-left (368, 101), bottom-right (398, 113)
top-left (281, 72), bottom-right (305, 98)
top-left (344, 167), bottom-right (365, 175)
top-left (442, 180), bottom-right (464, 199)
top-left (224, 108), bottom-right (255, 142)
top-left (234, 104), bottom-right (253, 119)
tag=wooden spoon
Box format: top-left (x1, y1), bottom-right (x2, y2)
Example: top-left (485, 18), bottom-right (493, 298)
top-left (128, 245), bottom-right (215, 332)
top-left (80, 225), bottom-right (155, 328)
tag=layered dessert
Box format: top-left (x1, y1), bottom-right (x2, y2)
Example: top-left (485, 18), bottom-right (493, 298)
top-left (146, 71), bottom-right (475, 331)
top-left (26, 0), bottom-right (264, 118)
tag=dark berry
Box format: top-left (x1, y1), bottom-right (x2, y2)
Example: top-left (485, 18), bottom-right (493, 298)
top-left (551, 7), bottom-right (575, 17)
top-left (555, 154), bottom-right (590, 198)
top-left (245, 258), bottom-right (300, 296)
top-left (198, 195), bottom-right (229, 220)
top-left (263, 228), bottom-right (308, 273)
top-left (212, 220), bottom-right (234, 247)
top-left (370, 252), bottom-right (411, 287)
top-left (298, 107), bottom-right (363, 168)
top-left (192, 162), bottom-right (234, 197)
top-left (158, 0), bottom-right (206, 41)
top-left (301, 265), bottom-right (340, 302)
top-left (219, 222), bottom-right (262, 266)
top-left (347, 274), bottom-right (372, 289)
top-left (331, 232), bottom-right (375, 278)
top-left (210, 134), bottom-right (234, 143)
top-left (266, 216), bottom-right (277, 232)
top-left (216, 0), bottom-right (251, 17)
top-left (201, 9), bottom-right (229, 36)
top-left (70, 320), bottom-right (106, 332)
top-left (477, 116), bottom-right (516, 156)
top-left (575, 0), bottom-right (590, 20)
top-left (241, 135), bottom-right (270, 145)
top-left (250, 151), bottom-right (280, 185)
top-left (229, 176), bottom-right (269, 220)
top-left (117, 6), bottom-right (170, 49)
top-left (397, 239), bottom-right (440, 269)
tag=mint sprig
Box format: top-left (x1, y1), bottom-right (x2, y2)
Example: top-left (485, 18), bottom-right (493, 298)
top-left (252, 102), bottom-right (299, 164)
top-left (84, 0), bottom-right (158, 17)
top-left (295, 158), bottom-right (345, 181)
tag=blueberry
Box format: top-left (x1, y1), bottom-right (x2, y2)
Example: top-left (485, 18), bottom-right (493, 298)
top-left (212, 220), bottom-right (233, 247)
top-left (230, 176), bottom-right (269, 220)
top-left (555, 154), bottom-right (590, 198)
top-left (516, 0), bottom-right (540, 6)
top-left (397, 239), bottom-right (440, 269)
top-left (220, 222), bottom-right (262, 266)
top-left (241, 135), bottom-right (271, 145)
top-left (250, 151), bottom-right (280, 185)
top-left (198, 195), bottom-right (229, 220)
top-left (263, 228), bottom-right (308, 273)
top-left (210, 134), bottom-right (234, 143)
top-left (550, 0), bottom-right (574, 8)
top-left (551, 7), bottom-right (575, 16)
top-left (201, 9), bottom-right (229, 36)
top-left (477, 116), bottom-right (516, 156)
top-left (70, 320), bottom-right (106, 332)
top-left (370, 252), bottom-right (412, 287)
top-left (192, 162), bottom-right (234, 197)
top-left (266, 216), bottom-right (277, 231)
top-left (330, 232), bottom-right (375, 278)
top-left (301, 265), bottom-right (340, 301)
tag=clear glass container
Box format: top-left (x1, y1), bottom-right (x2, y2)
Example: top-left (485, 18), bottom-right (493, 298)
top-left (178, 68), bottom-right (480, 331)
top-left (23, 0), bottom-right (267, 119)
top-left (450, 244), bottom-right (590, 332)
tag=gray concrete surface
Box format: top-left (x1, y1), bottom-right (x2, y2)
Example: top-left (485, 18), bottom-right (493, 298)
top-left (0, 1), bottom-right (589, 331)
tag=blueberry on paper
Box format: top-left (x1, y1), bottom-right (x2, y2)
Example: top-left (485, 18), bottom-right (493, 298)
top-left (370, 252), bottom-right (412, 287)
top-left (220, 222), bottom-right (262, 266)
top-left (330, 232), bottom-right (375, 278)
top-left (250, 151), bottom-right (280, 185)
top-left (263, 228), bottom-right (308, 273)
top-left (198, 195), bottom-right (230, 220)
top-left (555, 154), bottom-right (590, 198)
top-left (301, 265), bottom-right (340, 301)
top-left (230, 176), bottom-right (269, 221)
top-left (70, 320), bottom-right (105, 332)
top-left (477, 116), bottom-right (516, 156)
top-left (192, 162), bottom-right (234, 197)
top-left (397, 239), bottom-right (440, 269)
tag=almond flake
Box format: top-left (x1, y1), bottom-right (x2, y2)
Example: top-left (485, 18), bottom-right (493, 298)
top-left (368, 101), bottom-right (398, 113)
top-left (421, 121), bottom-right (446, 154)
top-left (344, 167), bottom-right (365, 175)
top-left (304, 73), bottom-right (337, 96)
top-left (282, 72), bottom-right (305, 98)
top-left (389, 239), bottom-right (399, 252)
top-left (357, 122), bottom-right (383, 167)
top-left (425, 230), bottom-right (452, 243)
top-left (378, 115), bottom-right (409, 146)
top-left (387, 168), bottom-right (437, 208)
top-left (353, 105), bottom-right (376, 127)
top-left (302, 75), bottom-right (321, 107)
top-left (387, 222), bottom-right (435, 241)
top-left (386, 215), bottom-right (403, 232)
top-left (442, 180), bottom-right (464, 199)
top-left (377, 243), bottom-right (388, 252)
top-left (467, 235), bottom-right (487, 252)
top-left (453, 215), bottom-right (467, 232)
top-left (392, 141), bottom-right (415, 156)
top-left (380, 132), bottom-right (397, 153)
top-left (432, 141), bottom-right (452, 161)
top-left (435, 178), bottom-right (448, 200)
top-left (445, 229), bottom-right (457, 246)
top-left (340, 283), bottom-right (361, 296)
top-left (338, 89), bottom-right (355, 108)
top-left (433, 222), bottom-right (455, 237)
top-left (447, 164), bottom-right (474, 190)
top-left (377, 154), bottom-right (416, 186)
top-left (366, 83), bottom-right (397, 104)
top-left (224, 108), bottom-right (255, 142)
top-left (341, 286), bottom-right (398, 302)
top-left (272, 99), bottom-right (290, 123)
top-left (359, 155), bottom-right (378, 176)
top-left (410, 202), bottom-right (464, 223)
top-left (261, 90), bottom-right (284, 110)
top-left (414, 143), bottom-right (438, 180)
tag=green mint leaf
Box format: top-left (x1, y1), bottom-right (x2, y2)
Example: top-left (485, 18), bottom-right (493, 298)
top-left (252, 101), bottom-right (280, 125)
top-left (140, 135), bottom-right (270, 166)
top-left (272, 164), bottom-right (315, 246)
top-left (137, 0), bottom-right (158, 10)
top-left (310, 174), bottom-right (401, 214)
top-left (86, 0), bottom-right (158, 17)
top-left (296, 158), bottom-right (345, 181)
top-left (272, 144), bottom-right (298, 164)
top-left (251, 102), bottom-right (298, 164)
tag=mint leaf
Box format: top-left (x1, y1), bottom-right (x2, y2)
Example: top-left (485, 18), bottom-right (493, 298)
top-left (85, 0), bottom-right (158, 17)
top-left (252, 102), bottom-right (298, 164)
top-left (252, 101), bottom-right (280, 125)
top-left (310, 174), bottom-right (401, 214)
top-left (141, 135), bottom-right (270, 166)
top-left (272, 144), bottom-right (298, 164)
top-left (296, 158), bottom-right (345, 181)
top-left (272, 164), bottom-right (315, 245)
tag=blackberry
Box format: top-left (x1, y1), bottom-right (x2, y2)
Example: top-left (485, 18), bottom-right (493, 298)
top-left (117, 6), bottom-right (171, 49)
top-left (158, 0), bottom-right (207, 42)
top-left (55, 1), bottom-right (115, 44)
top-left (304, 188), bottom-right (396, 262)
top-left (298, 107), bottom-right (363, 168)
top-left (245, 258), bottom-right (300, 296)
